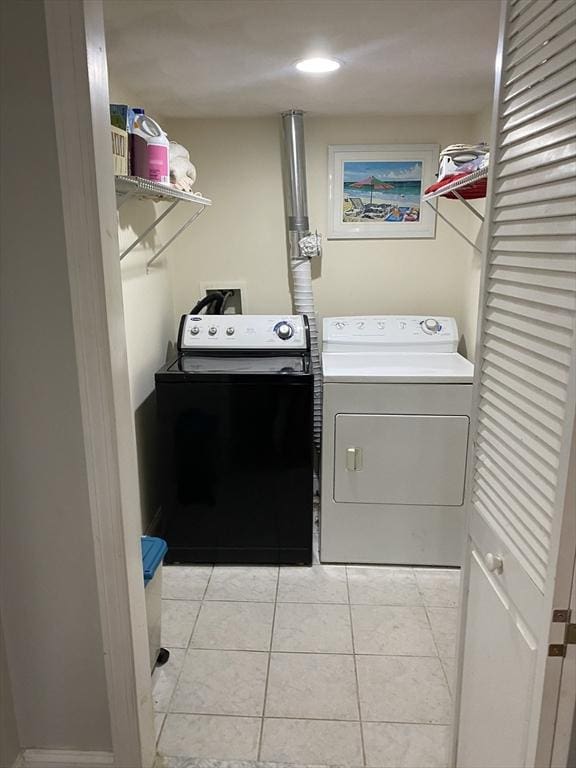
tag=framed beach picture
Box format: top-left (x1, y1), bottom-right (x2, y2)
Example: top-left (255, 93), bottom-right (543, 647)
top-left (328, 144), bottom-right (439, 239)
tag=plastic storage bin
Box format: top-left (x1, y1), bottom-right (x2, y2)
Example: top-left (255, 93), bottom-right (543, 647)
top-left (141, 536), bottom-right (169, 670)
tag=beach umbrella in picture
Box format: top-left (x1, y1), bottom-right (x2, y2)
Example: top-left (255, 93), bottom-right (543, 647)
top-left (351, 175), bottom-right (394, 204)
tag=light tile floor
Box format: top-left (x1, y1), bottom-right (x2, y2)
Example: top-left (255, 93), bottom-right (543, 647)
top-left (154, 561), bottom-right (459, 768)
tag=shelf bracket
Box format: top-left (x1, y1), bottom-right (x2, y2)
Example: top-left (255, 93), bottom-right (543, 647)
top-left (452, 190), bottom-right (485, 222)
top-left (119, 200), bottom-right (181, 261)
top-left (425, 200), bottom-right (482, 253)
top-left (146, 205), bottom-right (207, 271)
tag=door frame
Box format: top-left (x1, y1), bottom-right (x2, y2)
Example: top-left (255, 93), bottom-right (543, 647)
top-left (43, 1), bottom-right (154, 765)
top-left (452, 1), bottom-right (576, 765)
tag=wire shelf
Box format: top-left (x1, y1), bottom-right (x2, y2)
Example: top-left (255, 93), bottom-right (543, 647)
top-left (115, 176), bottom-right (213, 267)
top-left (422, 167), bottom-right (488, 202)
top-left (115, 175), bottom-right (212, 206)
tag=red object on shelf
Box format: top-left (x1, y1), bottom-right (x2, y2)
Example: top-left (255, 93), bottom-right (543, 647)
top-left (425, 172), bottom-right (487, 199)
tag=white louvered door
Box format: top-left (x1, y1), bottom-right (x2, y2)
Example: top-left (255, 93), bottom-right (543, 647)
top-left (455, 1), bottom-right (576, 766)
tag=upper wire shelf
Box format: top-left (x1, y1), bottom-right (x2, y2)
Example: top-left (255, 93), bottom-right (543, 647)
top-left (115, 176), bottom-right (212, 268)
top-left (422, 167), bottom-right (488, 202)
top-left (115, 176), bottom-right (212, 206)
top-left (422, 167), bottom-right (488, 252)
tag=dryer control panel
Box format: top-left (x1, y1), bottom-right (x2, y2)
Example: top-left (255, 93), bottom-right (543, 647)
top-left (323, 316), bottom-right (459, 353)
top-left (179, 314), bottom-right (309, 351)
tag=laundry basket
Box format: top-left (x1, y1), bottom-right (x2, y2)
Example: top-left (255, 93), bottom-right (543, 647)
top-left (141, 536), bottom-right (169, 670)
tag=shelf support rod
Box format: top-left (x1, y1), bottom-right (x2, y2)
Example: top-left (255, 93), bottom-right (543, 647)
top-left (452, 190), bottom-right (485, 221)
top-left (119, 200), bottom-right (180, 261)
top-left (116, 190), bottom-right (137, 209)
top-left (146, 205), bottom-right (207, 271)
top-left (425, 201), bottom-right (482, 253)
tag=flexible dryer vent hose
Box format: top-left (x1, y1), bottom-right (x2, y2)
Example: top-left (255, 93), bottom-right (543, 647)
top-left (292, 255), bottom-right (323, 448)
top-left (281, 110), bottom-right (322, 451)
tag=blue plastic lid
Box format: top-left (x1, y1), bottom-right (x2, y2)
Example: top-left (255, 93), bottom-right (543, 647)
top-left (141, 536), bottom-right (168, 586)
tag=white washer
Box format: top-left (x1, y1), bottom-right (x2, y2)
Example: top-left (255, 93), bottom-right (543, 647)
top-left (320, 315), bottom-right (474, 566)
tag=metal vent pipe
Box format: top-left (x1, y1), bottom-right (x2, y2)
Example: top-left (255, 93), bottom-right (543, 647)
top-left (281, 110), bottom-right (322, 451)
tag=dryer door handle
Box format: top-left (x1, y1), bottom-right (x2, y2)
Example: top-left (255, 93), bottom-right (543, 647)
top-left (346, 447), bottom-right (363, 471)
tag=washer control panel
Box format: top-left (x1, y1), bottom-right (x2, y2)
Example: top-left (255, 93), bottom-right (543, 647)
top-left (323, 316), bottom-right (459, 352)
top-left (179, 314), bottom-right (308, 351)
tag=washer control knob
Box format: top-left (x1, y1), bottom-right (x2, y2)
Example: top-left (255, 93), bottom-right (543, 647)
top-left (275, 322), bottom-right (294, 340)
top-left (190, 326), bottom-right (200, 336)
top-left (421, 318), bottom-right (441, 334)
top-left (357, 321), bottom-right (365, 329)
top-left (226, 327), bottom-right (235, 336)
top-left (208, 326), bottom-right (218, 336)
top-left (377, 321), bottom-right (386, 330)
top-left (335, 322), bottom-right (345, 329)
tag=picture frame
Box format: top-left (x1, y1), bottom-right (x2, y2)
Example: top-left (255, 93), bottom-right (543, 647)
top-left (328, 144), bottom-right (439, 240)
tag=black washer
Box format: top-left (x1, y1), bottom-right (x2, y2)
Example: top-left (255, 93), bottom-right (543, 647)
top-left (154, 317), bottom-right (314, 565)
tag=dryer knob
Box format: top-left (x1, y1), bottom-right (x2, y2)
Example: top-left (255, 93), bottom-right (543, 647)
top-left (190, 326), bottom-right (200, 336)
top-left (208, 326), bottom-right (218, 336)
top-left (422, 318), bottom-right (441, 334)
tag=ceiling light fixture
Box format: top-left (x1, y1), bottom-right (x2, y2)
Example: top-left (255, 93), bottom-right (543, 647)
top-left (295, 57), bottom-right (341, 74)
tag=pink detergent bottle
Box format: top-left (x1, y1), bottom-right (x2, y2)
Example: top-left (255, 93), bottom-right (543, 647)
top-left (132, 114), bottom-right (170, 184)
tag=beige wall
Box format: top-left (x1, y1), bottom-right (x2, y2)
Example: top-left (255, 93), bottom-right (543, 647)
top-left (163, 114), bottom-right (484, 356)
top-left (107, 103), bottom-right (494, 534)
top-left (0, 0), bottom-right (112, 750)
top-left (109, 82), bottom-right (175, 531)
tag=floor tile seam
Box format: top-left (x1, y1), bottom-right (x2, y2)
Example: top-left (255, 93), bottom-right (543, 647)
top-left (166, 709), bottom-right (363, 722)
top-left (200, 565), bottom-right (214, 601)
top-left (155, 711), bottom-right (168, 748)
top-left (165, 711), bottom-right (263, 720)
top-left (162, 710), bottom-right (452, 727)
top-left (184, 647), bottom-right (271, 655)
top-left (266, 649), bottom-right (442, 658)
top-left (276, 599), bottom-right (350, 605)
top-left (422, 605), bottom-right (453, 696)
top-left (258, 563), bottom-right (281, 761)
top-left (412, 573), bottom-right (457, 610)
top-left (345, 565), bottom-right (367, 767)
top-left (162, 596), bottom-right (204, 603)
top-left (166, 711), bottom-right (365, 723)
top-left (361, 718), bottom-right (452, 726)
top-left (276, 599), bottom-right (431, 607)
top-left (353, 651), bottom-right (445, 660)
top-left (163, 596), bottom-right (206, 722)
top-left (190, 598), bottom-right (277, 605)
top-left (164, 647), bottom-right (445, 658)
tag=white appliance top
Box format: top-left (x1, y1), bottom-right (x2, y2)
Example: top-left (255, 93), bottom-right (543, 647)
top-left (322, 352), bottom-right (474, 383)
top-left (179, 314), bottom-right (307, 351)
top-left (322, 315), bottom-right (473, 383)
top-left (323, 315), bottom-right (459, 353)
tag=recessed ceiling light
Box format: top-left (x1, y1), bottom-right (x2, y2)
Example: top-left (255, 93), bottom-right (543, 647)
top-left (295, 57), bottom-right (341, 74)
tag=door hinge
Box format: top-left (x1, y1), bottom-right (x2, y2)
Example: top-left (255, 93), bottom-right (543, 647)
top-left (548, 610), bottom-right (575, 657)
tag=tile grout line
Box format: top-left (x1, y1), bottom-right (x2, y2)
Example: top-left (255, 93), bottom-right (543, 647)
top-left (256, 565), bottom-right (280, 761)
top-left (159, 566), bottom-right (214, 743)
top-left (345, 565), bottom-right (367, 768)
top-left (415, 571), bottom-right (455, 701)
top-left (164, 709), bottom-right (453, 726)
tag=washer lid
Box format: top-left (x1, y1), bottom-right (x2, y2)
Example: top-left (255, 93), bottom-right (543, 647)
top-left (322, 352), bottom-right (474, 383)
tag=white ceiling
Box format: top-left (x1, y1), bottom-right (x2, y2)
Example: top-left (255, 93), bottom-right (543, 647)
top-left (104, 0), bottom-right (500, 118)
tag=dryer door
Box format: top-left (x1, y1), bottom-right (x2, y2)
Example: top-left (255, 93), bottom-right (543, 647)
top-left (334, 413), bottom-right (469, 505)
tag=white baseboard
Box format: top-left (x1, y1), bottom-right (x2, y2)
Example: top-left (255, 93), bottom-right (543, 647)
top-left (18, 750), bottom-right (114, 768)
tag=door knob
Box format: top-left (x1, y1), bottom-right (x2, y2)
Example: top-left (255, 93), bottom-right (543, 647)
top-left (485, 552), bottom-right (503, 574)
top-left (346, 447), bottom-right (363, 471)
